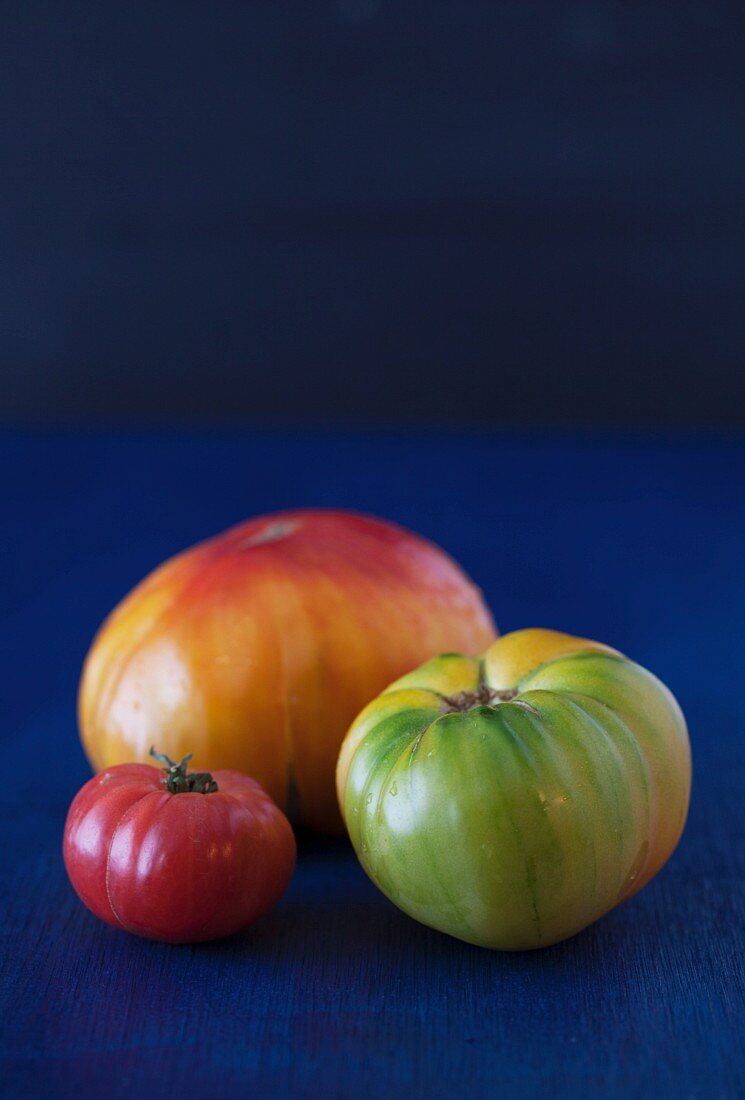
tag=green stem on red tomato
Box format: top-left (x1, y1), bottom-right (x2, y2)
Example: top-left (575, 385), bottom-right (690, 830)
top-left (150, 746), bottom-right (219, 794)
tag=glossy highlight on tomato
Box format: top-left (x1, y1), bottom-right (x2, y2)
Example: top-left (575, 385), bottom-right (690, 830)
top-left (337, 629), bottom-right (692, 950)
top-left (79, 509), bottom-right (496, 833)
top-left (63, 751), bottom-right (296, 943)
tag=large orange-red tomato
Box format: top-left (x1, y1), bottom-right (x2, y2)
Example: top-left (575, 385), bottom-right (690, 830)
top-left (63, 752), bottom-right (296, 942)
top-left (79, 509), bottom-right (496, 832)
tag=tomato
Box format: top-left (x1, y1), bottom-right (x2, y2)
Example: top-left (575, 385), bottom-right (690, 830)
top-left (63, 749), bottom-right (296, 942)
top-left (78, 509), bottom-right (495, 833)
top-left (337, 628), bottom-right (691, 950)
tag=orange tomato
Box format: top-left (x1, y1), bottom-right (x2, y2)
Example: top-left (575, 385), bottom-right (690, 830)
top-left (79, 510), bottom-right (495, 831)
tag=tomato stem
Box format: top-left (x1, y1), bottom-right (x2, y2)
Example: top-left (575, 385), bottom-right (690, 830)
top-left (439, 685), bottom-right (540, 717)
top-left (440, 685), bottom-right (516, 712)
top-left (150, 746), bottom-right (219, 794)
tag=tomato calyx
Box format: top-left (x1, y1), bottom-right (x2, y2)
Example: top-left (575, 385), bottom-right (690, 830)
top-left (149, 746), bottom-right (219, 794)
top-left (440, 684), bottom-right (517, 713)
top-left (439, 684), bottom-right (541, 717)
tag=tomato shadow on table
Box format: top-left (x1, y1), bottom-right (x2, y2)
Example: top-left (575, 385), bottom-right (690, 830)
top-left (199, 829), bottom-right (649, 979)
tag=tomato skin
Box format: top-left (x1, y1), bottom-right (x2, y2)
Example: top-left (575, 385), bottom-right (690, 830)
top-left (337, 629), bottom-right (692, 951)
top-left (63, 763), bottom-right (296, 942)
top-left (78, 509), bottom-right (495, 833)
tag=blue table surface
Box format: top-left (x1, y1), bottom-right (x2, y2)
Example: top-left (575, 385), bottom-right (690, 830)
top-left (1, 428), bottom-right (743, 1100)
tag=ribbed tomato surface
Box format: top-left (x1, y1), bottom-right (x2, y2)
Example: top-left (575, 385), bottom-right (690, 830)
top-left (79, 509), bottom-right (496, 831)
top-left (63, 760), bottom-right (295, 942)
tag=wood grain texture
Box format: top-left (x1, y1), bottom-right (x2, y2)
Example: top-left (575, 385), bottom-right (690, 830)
top-left (1, 429), bottom-right (743, 1099)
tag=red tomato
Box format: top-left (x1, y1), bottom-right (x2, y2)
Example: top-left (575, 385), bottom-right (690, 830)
top-left (63, 749), bottom-right (296, 942)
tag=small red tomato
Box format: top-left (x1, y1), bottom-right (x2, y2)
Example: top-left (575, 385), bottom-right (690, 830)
top-left (63, 748), bottom-right (296, 942)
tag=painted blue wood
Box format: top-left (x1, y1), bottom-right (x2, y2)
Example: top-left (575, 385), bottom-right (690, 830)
top-left (1, 429), bottom-right (743, 1099)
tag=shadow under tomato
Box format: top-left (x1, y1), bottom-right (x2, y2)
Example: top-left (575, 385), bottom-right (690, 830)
top-left (200, 847), bottom-right (643, 981)
top-left (175, 825), bottom-right (688, 980)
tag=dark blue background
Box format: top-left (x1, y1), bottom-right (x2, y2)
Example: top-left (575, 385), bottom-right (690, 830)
top-left (2, 1), bottom-right (744, 428)
top-left (1, 429), bottom-right (743, 1098)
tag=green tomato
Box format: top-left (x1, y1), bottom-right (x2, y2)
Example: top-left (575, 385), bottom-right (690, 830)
top-left (336, 629), bottom-right (691, 950)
